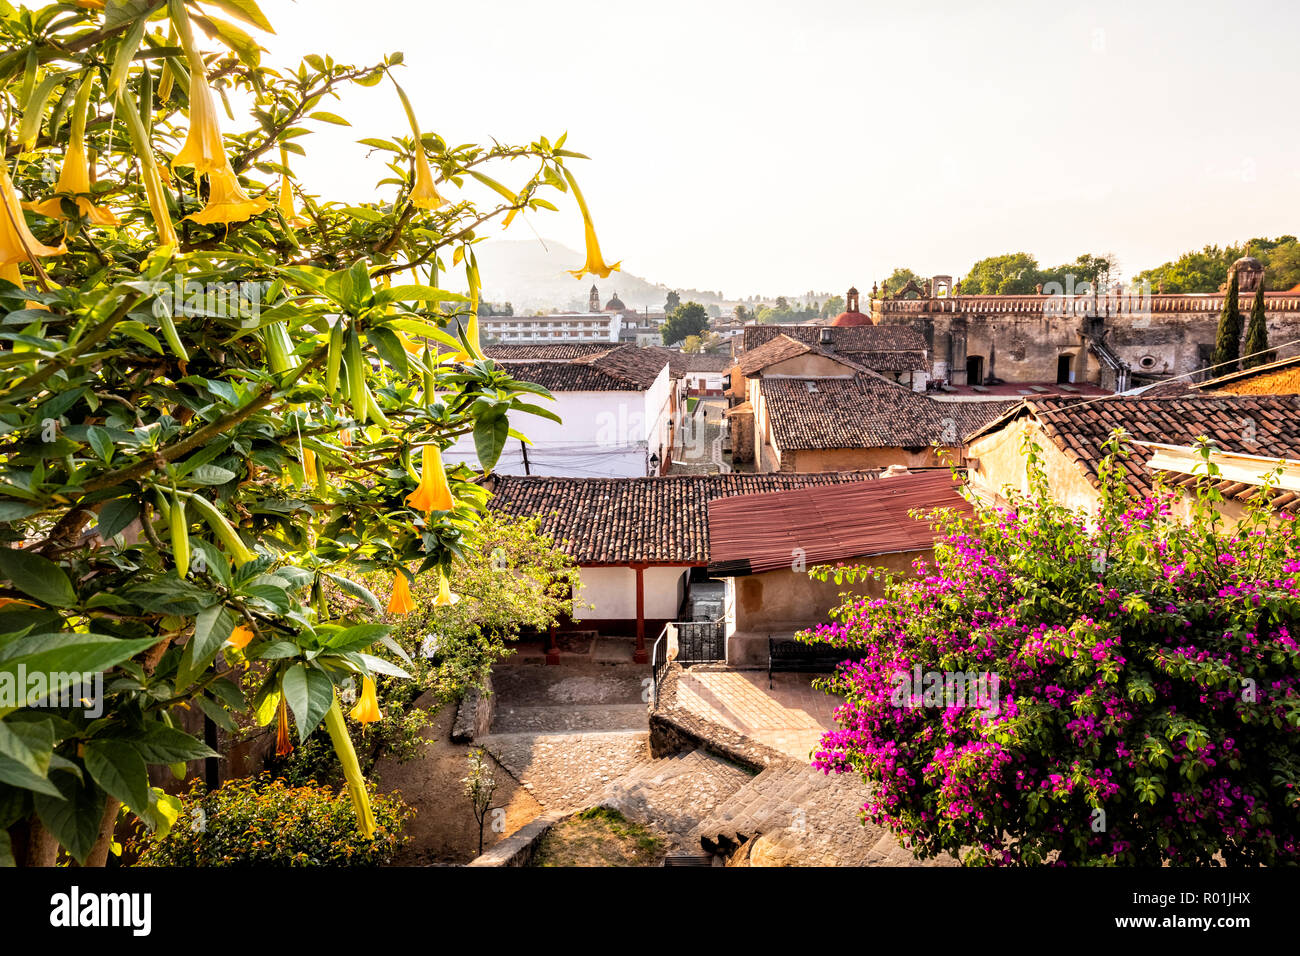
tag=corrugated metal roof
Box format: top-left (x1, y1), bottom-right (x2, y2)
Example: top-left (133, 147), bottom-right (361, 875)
top-left (706, 471), bottom-right (970, 576)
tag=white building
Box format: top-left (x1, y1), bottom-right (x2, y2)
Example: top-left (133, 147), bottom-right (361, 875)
top-left (479, 309), bottom-right (621, 344)
top-left (447, 344), bottom-right (676, 477)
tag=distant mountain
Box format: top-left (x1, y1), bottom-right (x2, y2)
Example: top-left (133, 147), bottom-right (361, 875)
top-left (472, 239), bottom-right (726, 315)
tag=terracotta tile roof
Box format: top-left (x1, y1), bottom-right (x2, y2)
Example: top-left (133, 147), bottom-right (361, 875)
top-left (742, 324), bottom-right (928, 354)
top-left (1196, 354), bottom-right (1300, 395)
top-left (973, 393), bottom-right (1300, 500)
top-left (736, 334), bottom-right (867, 377)
top-left (683, 353), bottom-right (735, 372)
top-left (707, 471), bottom-right (972, 576)
top-left (494, 344), bottom-right (668, 391)
top-left (842, 349), bottom-right (929, 372)
top-left (640, 346), bottom-right (688, 378)
top-left (762, 375), bottom-right (1018, 450)
top-left (483, 471), bottom-right (886, 564)
top-left (485, 344), bottom-right (619, 361)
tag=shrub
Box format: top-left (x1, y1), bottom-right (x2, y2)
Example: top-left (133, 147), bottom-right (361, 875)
top-left (132, 776), bottom-right (410, 867)
top-left (806, 435), bottom-right (1300, 865)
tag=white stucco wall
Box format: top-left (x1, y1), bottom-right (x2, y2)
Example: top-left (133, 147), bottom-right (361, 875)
top-left (445, 366), bottom-right (671, 477)
top-left (573, 565), bottom-right (687, 620)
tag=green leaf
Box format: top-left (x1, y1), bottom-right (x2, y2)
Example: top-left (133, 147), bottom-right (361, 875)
top-left (324, 573), bottom-right (381, 615)
top-left (186, 464), bottom-right (237, 486)
top-left (309, 111), bottom-right (350, 126)
top-left (85, 426), bottom-right (115, 463)
top-left (34, 771), bottom-right (105, 864)
top-left (373, 285), bottom-right (468, 307)
top-left (202, 0), bottom-right (274, 32)
top-left (0, 634), bottom-right (158, 709)
top-left (176, 605), bottom-right (234, 689)
top-left (82, 740), bottom-right (151, 813)
top-left (0, 721), bottom-right (59, 797)
top-left (324, 622), bottom-right (390, 652)
top-left (95, 498), bottom-right (138, 540)
top-left (474, 413), bottom-right (509, 472)
top-left (107, 14), bottom-right (149, 95)
top-left (129, 724), bottom-right (218, 764)
top-left (281, 663), bottom-right (334, 741)
top-left (0, 549), bottom-right (76, 608)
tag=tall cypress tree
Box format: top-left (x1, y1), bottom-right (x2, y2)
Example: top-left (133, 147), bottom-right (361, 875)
top-left (1242, 282), bottom-right (1274, 369)
top-left (1211, 271), bottom-right (1242, 374)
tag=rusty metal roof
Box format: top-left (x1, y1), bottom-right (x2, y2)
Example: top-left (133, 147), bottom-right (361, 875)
top-left (706, 470), bottom-right (971, 576)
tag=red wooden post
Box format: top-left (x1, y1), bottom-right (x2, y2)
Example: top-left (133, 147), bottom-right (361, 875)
top-left (633, 564), bottom-right (648, 663)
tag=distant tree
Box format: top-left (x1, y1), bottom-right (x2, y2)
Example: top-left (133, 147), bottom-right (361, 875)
top-left (961, 254), bottom-right (1042, 295)
top-left (502, 301), bottom-right (514, 316)
top-left (1242, 283), bottom-right (1274, 369)
top-left (1211, 271), bottom-right (1242, 373)
top-left (1066, 253), bottom-right (1116, 288)
top-left (775, 296), bottom-right (789, 311)
top-left (820, 295), bottom-right (845, 318)
top-left (1135, 237), bottom-right (1300, 293)
top-left (662, 302), bottom-right (710, 345)
top-left (882, 268), bottom-right (925, 296)
top-left (733, 304), bottom-right (753, 323)
top-left (682, 335), bottom-right (704, 353)
top-left (706, 303), bottom-right (722, 319)
top-left (664, 290), bottom-right (681, 313)
top-left (1264, 242), bottom-right (1300, 291)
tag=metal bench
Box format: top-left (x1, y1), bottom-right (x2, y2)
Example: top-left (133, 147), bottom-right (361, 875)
top-left (767, 637), bottom-right (860, 688)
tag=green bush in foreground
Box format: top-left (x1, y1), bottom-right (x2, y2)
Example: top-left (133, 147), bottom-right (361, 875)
top-left (132, 776), bottom-right (410, 867)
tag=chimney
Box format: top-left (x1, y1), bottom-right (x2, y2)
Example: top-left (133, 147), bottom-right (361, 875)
top-left (819, 327), bottom-right (834, 350)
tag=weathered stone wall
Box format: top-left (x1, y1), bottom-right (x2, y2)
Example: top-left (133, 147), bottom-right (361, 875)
top-left (882, 304), bottom-right (1300, 386)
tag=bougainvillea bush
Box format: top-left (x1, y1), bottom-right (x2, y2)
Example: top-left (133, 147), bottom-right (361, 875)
top-left (803, 436), bottom-right (1300, 865)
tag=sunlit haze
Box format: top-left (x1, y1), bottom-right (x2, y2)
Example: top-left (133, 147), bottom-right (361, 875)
top-left (259, 0), bottom-right (1300, 297)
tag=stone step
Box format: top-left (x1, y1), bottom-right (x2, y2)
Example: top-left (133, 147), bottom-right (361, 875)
top-left (489, 703), bottom-right (649, 734)
top-left (593, 748), bottom-right (753, 850)
top-left (695, 758), bottom-right (820, 851)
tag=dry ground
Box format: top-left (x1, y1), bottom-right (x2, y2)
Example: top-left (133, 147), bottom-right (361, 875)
top-left (374, 700), bottom-right (543, 865)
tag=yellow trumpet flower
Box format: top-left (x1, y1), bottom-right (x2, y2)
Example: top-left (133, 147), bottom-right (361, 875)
top-left (227, 624), bottom-right (255, 650)
top-left (433, 570), bottom-right (460, 607)
top-left (26, 75), bottom-right (119, 226)
top-left (387, 569), bottom-right (415, 615)
top-left (0, 165), bottom-right (67, 268)
top-left (562, 167), bottom-right (620, 279)
top-left (391, 77), bottom-right (446, 210)
top-left (277, 146), bottom-right (310, 228)
top-left (186, 163), bottom-right (269, 226)
top-left (349, 676), bottom-right (382, 724)
top-left (405, 443), bottom-right (454, 514)
top-left (172, 64), bottom-right (228, 177)
top-left (276, 696), bottom-right (294, 756)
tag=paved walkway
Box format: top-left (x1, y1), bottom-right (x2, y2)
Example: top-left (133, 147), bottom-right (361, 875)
top-left (478, 662), bottom-right (654, 811)
top-left (674, 669), bottom-right (842, 760)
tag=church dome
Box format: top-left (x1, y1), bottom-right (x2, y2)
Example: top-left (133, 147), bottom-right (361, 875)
top-left (830, 309), bottom-right (871, 327)
top-left (605, 293), bottom-right (626, 311)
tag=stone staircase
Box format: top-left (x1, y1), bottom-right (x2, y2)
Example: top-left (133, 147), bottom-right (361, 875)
top-left (694, 757), bottom-right (953, 866)
top-left (594, 748), bottom-right (754, 851)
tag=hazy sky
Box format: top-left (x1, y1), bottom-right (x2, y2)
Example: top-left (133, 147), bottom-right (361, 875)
top-left (256, 0), bottom-right (1299, 297)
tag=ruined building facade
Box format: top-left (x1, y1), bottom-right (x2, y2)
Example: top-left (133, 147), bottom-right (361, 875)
top-left (869, 258), bottom-right (1300, 390)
